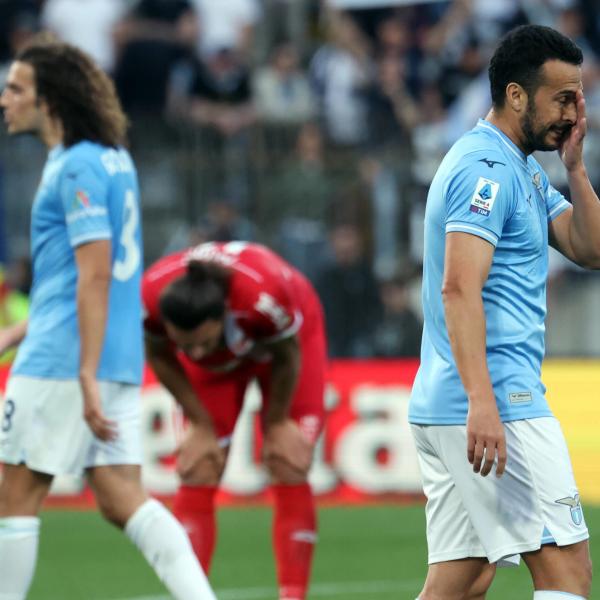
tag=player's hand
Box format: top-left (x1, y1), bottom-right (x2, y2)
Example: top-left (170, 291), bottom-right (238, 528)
top-left (80, 375), bottom-right (117, 442)
top-left (263, 419), bottom-right (313, 478)
top-left (559, 89), bottom-right (587, 172)
top-left (466, 401), bottom-right (506, 478)
top-left (176, 422), bottom-right (225, 483)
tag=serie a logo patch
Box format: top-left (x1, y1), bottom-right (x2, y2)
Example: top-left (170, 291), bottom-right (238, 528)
top-left (470, 177), bottom-right (500, 216)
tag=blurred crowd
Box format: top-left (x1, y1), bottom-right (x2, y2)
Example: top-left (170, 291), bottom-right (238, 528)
top-left (1, 0), bottom-right (600, 357)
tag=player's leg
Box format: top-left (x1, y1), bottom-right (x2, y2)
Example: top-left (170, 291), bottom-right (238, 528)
top-left (0, 465), bottom-right (51, 600)
top-left (87, 464), bottom-right (216, 600)
top-left (0, 376), bottom-right (76, 600)
top-left (522, 541), bottom-right (591, 598)
top-left (171, 365), bottom-right (242, 572)
top-left (418, 558), bottom-right (496, 600)
top-left (260, 316), bottom-right (326, 600)
top-left (86, 382), bottom-right (217, 600)
top-left (411, 424), bottom-right (498, 600)
top-left (514, 417), bottom-right (592, 599)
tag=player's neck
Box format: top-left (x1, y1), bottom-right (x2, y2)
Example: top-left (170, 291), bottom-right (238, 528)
top-left (40, 116), bottom-right (64, 150)
top-left (485, 108), bottom-right (529, 157)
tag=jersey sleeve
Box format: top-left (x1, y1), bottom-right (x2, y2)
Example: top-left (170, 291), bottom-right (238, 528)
top-left (444, 152), bottom-right (516, 247)
top-left (235, 278), bottom-right (302, 342)
top-left (541, 170), bottom-right (571, 222)
top-left (59, 157), bottom-right (112, 248)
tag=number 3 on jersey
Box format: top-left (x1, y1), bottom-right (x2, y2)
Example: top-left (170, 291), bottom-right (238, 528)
top-left (113, 189), bottom-right (140, 281)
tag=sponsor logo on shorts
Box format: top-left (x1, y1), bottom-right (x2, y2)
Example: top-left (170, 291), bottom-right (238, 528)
top-left (508, 391), bottom-right (532, 404)
top-left (555, 494), bottom-right (584, 526)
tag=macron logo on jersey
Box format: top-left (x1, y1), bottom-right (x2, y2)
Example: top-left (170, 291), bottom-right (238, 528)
top-left (470, 177), bottom-right (500, 217)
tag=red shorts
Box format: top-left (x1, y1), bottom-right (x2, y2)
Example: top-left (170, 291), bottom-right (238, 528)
top-left (180, 295), bottom-right (327, 445)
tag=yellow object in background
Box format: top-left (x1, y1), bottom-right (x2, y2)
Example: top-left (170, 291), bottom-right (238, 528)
top-left (544, 360), bottom-right (600, 504)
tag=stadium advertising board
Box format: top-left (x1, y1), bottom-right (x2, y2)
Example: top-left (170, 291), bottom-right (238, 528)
top-left (1, 360), bottom-right (599, 505)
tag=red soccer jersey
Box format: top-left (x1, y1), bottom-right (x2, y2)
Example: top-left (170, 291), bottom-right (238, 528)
top-left (142, 241), bottom-right (319, 371)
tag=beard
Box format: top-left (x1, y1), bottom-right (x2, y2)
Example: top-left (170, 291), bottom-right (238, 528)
top-left (521, 98), bottom-right (572, 153)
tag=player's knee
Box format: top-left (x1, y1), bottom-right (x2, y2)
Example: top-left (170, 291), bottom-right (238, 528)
top-left (265, 456), bottom-right (308, 485)
top-left (466, 566), bottom-right (495, 599)
top-left (180, 457), bottom-right (225, 487)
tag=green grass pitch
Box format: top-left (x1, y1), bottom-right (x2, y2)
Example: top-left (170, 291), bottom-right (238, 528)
top-left (28, 504), bottom-right (599, 600)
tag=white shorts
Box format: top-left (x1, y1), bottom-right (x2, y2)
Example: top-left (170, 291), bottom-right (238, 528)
top-left (411, 417), bottom-right (589, 566)
top-left (0, 376), bottom-right (142, 475)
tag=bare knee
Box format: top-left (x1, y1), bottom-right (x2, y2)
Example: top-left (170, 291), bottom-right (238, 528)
top-left (525, 542), bottom-right (592, 598)
top-left (180, 453), bottom-right (227, 487)
top-left (0, 465), bottom-right (52, 516)
top-left (265, 456), bottom-right (309, 485)
top-left (420, 560), bottom-right (495, 600)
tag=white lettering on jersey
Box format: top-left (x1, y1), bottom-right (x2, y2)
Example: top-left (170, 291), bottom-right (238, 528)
top-left (254, 292), bottom-right (291, 331)
top-left (469, 177), bottom-right (500, 217)
top-left (101, 149), bottom-right (134, 176)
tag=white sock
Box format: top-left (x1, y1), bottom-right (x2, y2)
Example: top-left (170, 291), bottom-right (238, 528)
top-left (125, 498), bottom-right (217, 600)
top-left (534, 592), bottom-right (586, 599)
top-left (0, 517), bottom-right (40, 600)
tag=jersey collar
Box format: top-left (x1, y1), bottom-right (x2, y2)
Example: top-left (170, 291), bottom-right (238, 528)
top-left (475, 119), bottom-right (527, 164)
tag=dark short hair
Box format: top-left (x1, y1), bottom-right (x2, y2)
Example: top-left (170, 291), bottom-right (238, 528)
top-left (489, 25), bottom-right (583, 108)
top-left (17, 33), bottom-right (128, 147)
top-left (159, 261), bottom-right (229, 331)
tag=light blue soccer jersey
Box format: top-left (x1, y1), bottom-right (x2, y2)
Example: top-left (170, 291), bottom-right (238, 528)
top-left (12, 141), bottom-right (143, 384)
top-left (409, 119), bottom-right (571, 424)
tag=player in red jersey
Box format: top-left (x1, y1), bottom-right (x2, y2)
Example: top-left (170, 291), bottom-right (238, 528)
top-left (142, 241), bottom-right (327, 600)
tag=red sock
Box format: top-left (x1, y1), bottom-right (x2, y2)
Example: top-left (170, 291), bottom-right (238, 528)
top-left (272, 483), bottom-right (317, 600)
top-left (172, 485), bottom-right (217, 573)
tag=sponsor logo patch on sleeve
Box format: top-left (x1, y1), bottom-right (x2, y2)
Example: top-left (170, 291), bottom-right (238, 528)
top-left (470, 177), bottom-right (500, 217)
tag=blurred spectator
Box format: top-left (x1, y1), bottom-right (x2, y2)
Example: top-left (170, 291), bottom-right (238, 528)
top-left (170, 47), bottom-right (256, 207)
top-left (41, 0), bottom-right (127, 73)
top-left (113, 0), bottom-right (198, 116)
top-left (261, 122), bottom-right (335, 280)
top-left (316, 223), bottom-right (382, 358)
top-left (256, 0), bottom-right (314, 63)
top-left (254, 43), bottom-right (317, 125)
top-left (0, 1), bottom-right (39, 86)
top-left (364, 53), bottom-right (419, 278)
top-left (372, 275), bottom-right (422, 358)
top-left (310, 10), bottom-right (372, 146)
top-left (191, 0), bottom-right (260, 61)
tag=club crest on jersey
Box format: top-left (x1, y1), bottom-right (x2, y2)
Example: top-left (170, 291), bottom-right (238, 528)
top-left (555, 494), bottom-right (584, 526)
top-left (470, 177), bottom-right (500, 217)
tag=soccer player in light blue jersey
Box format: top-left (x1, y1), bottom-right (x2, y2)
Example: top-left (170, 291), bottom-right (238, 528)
top-left (0, 35), bottom-right (216, 600)
top-left (409, 25), bottom-right (597, 600)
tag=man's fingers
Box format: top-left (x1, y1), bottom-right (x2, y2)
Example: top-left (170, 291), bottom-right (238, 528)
top-left (467, 435), bottom-right (475, 465)
top-left (496, 439), bottom-right (507, 478)
top-left (480, 446), bottom-right (495, 477)
top-left (472, 440), bottom-right (484, 473)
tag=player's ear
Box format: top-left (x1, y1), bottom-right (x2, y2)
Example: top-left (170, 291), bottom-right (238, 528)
top-left (506, 82), bottom-right (526, 113)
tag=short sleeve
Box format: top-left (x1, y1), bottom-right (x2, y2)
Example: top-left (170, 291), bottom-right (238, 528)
top-left (234, 278), bottom-right (301, 342)
top-left (541, 172), bottom-right (571, 222)
top-left (445, 153), bottom-right (516, 247)
top-left (60, 158), bottom-right (111, 248)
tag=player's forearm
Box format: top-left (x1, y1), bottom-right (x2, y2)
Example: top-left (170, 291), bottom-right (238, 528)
top-left (145, 342), bottom-right (212, 426)
top-left (264, 337), bottom-right (300, 425)
top-left (567, 166), bottom-right (600, 266)
top-left (443, 287), bottom-right (496, 407)
top-left (77, 276), bottom-right (109, 380)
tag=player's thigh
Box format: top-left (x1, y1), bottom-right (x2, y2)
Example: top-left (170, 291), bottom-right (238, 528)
top-left (87, 463), bottom-right (146, 527)
top-left (259, 327), bottom-right (327, 446)
top-left (182, 361), bottom-right (250, 444)
top-left (0, 463), bottom-right (53, 516)
top-left (522, 535), bottom-right (592, 595)
top-left (0, 376), bottom-right (93, 476)
top-left (411, 424), bottom-right (492, 567)
top-left (421, 558), bottom-right (496, 600)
